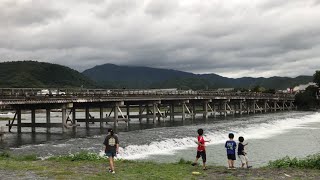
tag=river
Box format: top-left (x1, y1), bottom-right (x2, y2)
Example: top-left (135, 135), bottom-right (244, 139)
top-left (0, 111), bottom-right (319, 167)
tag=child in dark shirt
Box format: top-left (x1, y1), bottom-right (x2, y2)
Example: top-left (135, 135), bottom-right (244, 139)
top-left (225, 133), bottom-right (237, 169)
top-left (238, 136), bottom-right (252, 168)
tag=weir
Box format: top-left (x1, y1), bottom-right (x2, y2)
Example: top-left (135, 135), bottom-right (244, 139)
top-left (0, 88), bottom-right (295, 133)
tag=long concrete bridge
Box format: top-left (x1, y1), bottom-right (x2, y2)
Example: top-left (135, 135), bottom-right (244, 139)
top-left (0, 88), bottom-right (295, 133)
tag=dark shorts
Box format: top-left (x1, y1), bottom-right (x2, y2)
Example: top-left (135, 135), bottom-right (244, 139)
top-left (196, 151), bottom-right (206, 162)
top-left (227, 154), bottom-right (236, 160)
top-left (105, 151), bottom-right (116, 158)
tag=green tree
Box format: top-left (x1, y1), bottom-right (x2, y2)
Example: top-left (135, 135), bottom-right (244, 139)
top-left (313, 70), bottom-right (320, 86)
top-left (252, 85), bottom-right (265, 92)
top-left (295, 85), bottom-right (319, 110)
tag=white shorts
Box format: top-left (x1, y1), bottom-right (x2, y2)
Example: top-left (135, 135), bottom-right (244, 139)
top-left (239, 155), bottom-right (248, 164)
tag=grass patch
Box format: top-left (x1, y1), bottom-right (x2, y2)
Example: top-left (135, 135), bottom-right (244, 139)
top-left (268, 153), bottom-right (320, 169)
top-left (0, 117), bottom-right (12, 121)
top-left (47, 151), bottom-right (106, 162)
top-left (1, 152), bottom-right (320, 179)
top-left (0, 151), bottom-right (38, 161)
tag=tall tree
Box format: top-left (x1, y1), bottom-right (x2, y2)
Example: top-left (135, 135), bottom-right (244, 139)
top-left (313, 70), bottom-right (320, 86)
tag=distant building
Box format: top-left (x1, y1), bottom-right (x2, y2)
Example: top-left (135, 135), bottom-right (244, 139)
top-left (217, 88), bottom-right (235, 92)
top-left (292, 82), bottom-right (317, 93)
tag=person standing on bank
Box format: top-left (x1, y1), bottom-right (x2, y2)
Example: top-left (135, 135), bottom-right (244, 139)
top-left (103, 128), bottom-right (119, 174)
top-left (192, 128), bottom-right (211, 170)
top-left (225, 133), bottom-right (237, 169)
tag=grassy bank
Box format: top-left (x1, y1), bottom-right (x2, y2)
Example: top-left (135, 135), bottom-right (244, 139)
top-left (268, 153), bottom-right (320, 169)
top-left (0, 117), bottom-right (12, 121)
top-left (0, 152), bottom-right (320, 179)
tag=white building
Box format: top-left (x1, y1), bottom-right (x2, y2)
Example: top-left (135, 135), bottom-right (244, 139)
top-left (292, 82), bottom-right (317, 93)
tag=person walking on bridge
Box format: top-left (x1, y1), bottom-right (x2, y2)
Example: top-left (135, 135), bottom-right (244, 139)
top-left (103, 128), bottom-right (119, 174)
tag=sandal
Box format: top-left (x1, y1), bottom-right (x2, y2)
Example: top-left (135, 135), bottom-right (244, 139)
top-left (191, 162), bottom-right (197, 166)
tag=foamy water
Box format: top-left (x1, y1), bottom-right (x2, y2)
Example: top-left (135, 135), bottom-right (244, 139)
top-left (117, 112), bottom-right (320, 160)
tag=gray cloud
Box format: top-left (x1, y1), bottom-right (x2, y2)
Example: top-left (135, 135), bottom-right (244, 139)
top-left (1, 0), bottom-right (320, 78)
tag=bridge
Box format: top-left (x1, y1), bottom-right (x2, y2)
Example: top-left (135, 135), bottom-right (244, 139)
top-left (0, 88), bottom-right (295, 133)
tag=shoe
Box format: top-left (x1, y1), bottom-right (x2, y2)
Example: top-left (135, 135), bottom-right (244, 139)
top-left (109, 170), bottom-right (115, 174)
top-left (227, 167), bottom-right (232, 170)
top-left (191, 163), bottom-right (197, 166)
top-left (203, 167), bottom-right (208, 170)
top-left (247, 166), bottom-right (252, 169)
top-left (231, 166), bottom-right (236, 169)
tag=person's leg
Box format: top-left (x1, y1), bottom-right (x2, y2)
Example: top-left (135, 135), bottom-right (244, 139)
top-left (112, 156), bottom-right (116, 171)
top-left (109, 157), bottom-right (114, 171)
top-left (240, 155), bottom-right (245, 168)
top-left (192, 151), bottom-right (200, 166)
top-left (245, 156), bottom-right (251, 168)
top-left (227, 159), bottom-right (232, 168)
top-left (202, 152), bottom-right (207, 170)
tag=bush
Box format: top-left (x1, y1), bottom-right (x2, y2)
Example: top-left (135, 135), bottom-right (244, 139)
top-left (0, 151), bottom-right (10, 159)
top-left (0, 152), bottom-right (38, 161)
top-left (268, 154), bottom-right (320, 169)
top-left (178, 158), bottom-right (193, 165)
top-left (14, 154), bottom-right (38, 161)
top-left (48, 151), bottom-right (106, 161)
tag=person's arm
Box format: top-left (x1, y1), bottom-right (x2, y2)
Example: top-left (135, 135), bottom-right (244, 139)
top-left (103, 138), bottom-right (107, 151)
top-left (194, 139), bottom-right (205, 146)
top-left (116, 144), bottom-right (119, 154)
top-left (116, 136), bottom-right (120, 153)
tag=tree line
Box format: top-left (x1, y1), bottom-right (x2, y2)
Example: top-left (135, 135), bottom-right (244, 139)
top-left (294, 71), bottom-right (320, 110)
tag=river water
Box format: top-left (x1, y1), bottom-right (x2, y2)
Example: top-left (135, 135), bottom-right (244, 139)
top-left (0, 111), bottom-right (319, 167)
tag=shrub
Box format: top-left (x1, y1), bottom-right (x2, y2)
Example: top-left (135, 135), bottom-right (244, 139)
top-left (0, 151), bottom-right (10, 159)
top-left (14, 154), bottom-right (38, 161)
top-left (178, 158), bottom-right (193, 165)
top-left (268, 154), bottom-right (320, 169)
top-left (48, 151), bottom-right (106, 161)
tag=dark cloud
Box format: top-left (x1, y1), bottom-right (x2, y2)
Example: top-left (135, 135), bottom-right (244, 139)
top-left (0, 0), bottom-right (63, 27)
top-left (1, 0), bottom-right (320, 78)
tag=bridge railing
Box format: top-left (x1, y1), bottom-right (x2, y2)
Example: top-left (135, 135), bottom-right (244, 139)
top-left (0, 88), bottom-right (295, 100)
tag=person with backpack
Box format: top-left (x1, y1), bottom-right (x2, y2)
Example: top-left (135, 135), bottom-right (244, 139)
top-left (103, 128), bottom-right (119, 174)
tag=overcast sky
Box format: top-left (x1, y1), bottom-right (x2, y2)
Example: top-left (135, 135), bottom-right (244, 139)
top-left (1, 0), bottom-right (320, 78)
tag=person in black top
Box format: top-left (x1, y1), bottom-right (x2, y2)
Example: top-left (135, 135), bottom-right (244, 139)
top-left (238, 136), bottom-right (251, 168)
top-left (103, 128), bottom-right (119, 174)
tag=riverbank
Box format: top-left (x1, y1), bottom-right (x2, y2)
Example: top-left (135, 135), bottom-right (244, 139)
top-left (0, 152), bottom-right (319, 179)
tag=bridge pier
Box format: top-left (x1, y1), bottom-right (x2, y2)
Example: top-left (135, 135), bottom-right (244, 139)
top-left (31, 108), bottom-right (36, 133)
top-left (203, 101), bottom-right (208, 119)
top-left (114, 104), bottom-right (118, 127)
top-left (17, 109), bottom-right (21, 134)
top-left (182, 102), bottom-right (185, 121)
top-left (100, 107), bottom-right (103, 128)
top-left (62, 105), bottom-right (67, 133)
top-left (72, 108), bottom-right (77, 131)
top-left (46, 108), bottom-right (51, 133)
top-left (139, 104), bottom-right (142, 123)
top-left (170, 104), bottom-right (174, 120)
top-left (126, 105), bottom-right (130, 120)
top-left (153, 103), bottom-right (157, 123)
top-left (85, 106), bottom-right (89, 129)
top-left (192, 103), bottom-right (196, 119)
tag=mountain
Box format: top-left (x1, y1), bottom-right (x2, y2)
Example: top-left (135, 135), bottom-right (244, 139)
top-left (82, 64), bottom-right (313, 90)
top-left (82, 63), bottom-right (195, 88)
top-left (0, 61), bottom-right (97, 88)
